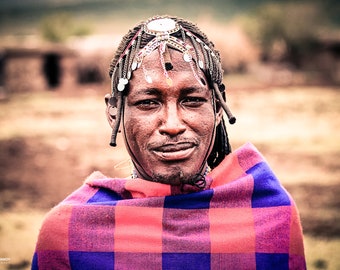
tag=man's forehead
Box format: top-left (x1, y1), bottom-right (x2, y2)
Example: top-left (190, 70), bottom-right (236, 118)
top-left (141, 49), bottom-right (195, 71)
top-left (128, 47), bottom-right (209, 95)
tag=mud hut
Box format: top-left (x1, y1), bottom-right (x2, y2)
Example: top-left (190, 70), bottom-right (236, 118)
top-left (0, 46), bottom-right (78, 95)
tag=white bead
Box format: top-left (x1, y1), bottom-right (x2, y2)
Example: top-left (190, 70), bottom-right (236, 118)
top-left (183, 52), bottom-right (192, 62)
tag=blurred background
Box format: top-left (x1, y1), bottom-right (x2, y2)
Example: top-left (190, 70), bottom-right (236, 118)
top-left (0, 0), bottom-right (339, 269)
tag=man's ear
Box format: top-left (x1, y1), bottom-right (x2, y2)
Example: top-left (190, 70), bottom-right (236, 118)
top-left (215, 104), bottom-right (223, 126)
top-left (104, 93), bottom-right (118, 128)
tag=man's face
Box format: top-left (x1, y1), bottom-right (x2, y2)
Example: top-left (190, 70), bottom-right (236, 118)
top-left (123, 49), bottom-right (221, 185)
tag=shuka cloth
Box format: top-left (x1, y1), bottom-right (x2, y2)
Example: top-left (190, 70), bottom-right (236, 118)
top-left (32, 143), bottom-right (306, 269)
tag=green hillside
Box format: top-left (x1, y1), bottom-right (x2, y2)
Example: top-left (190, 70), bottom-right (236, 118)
top-left (0, 0), bottom-right (338, 36)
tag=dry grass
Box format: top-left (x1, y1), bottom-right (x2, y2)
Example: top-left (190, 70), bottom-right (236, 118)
top-left (0, 211), bottom-right (45, 269)
top-left (304, 236), bottom-right (340, 270)
top-left (228, 86), bottom-right (340, 185)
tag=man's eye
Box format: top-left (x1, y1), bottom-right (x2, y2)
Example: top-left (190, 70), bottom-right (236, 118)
top-left (135, 99), bottom-right (159, 109)
top-left (181, 97), bottom-right (206, 107)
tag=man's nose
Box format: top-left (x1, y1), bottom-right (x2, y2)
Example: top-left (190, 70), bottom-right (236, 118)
top-left (158, 104), bottom-right (186, 136)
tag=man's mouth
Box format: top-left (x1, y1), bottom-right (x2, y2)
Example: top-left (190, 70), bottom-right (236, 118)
top-left (152, 142), bottom-right (196, 161)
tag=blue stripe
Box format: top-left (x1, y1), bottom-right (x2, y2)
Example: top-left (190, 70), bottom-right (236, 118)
top-left (163, 253), bottom-right (211, 270)
top-left (248, 162), bottom-right (291, 208)
top-left (256, 253), bottom-right (289, 269)
top-left (69, 251), bottom-right (114, 270)
top-left (87, 188), bottom-right (122, 205)
top-left (164, 189), bottom-right (213, 209)
top-left (31, 252), bottom-right (38, 270)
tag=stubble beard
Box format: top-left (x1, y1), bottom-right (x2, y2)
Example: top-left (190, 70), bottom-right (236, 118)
top-left (151, 165), bottom-right (193, 186)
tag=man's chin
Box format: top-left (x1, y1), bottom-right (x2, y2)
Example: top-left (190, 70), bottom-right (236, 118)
top-left (151, 166), bottom-right (193, 185)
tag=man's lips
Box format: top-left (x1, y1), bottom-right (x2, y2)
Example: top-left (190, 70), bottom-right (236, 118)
top-left (151, 142), bottom-right (197, 161)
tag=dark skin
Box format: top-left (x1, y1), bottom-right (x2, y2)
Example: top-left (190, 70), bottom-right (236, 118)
top-left (106, 49), bottom-right (222, 185)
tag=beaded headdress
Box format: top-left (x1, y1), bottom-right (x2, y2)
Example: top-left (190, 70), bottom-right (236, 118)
top-left (112, 16), bottom-right (218, 92)
top-left (108, 15), bottom-right (235, 166)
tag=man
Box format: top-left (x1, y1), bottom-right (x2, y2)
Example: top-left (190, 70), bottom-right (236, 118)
top-left (32, 15), bottom-right (306, 269)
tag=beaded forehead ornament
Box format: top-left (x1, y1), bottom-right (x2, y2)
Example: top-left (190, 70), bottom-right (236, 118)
top-left (109, 15), bottom-right (235, 147)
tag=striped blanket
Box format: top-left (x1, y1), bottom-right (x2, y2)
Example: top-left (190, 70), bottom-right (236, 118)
top-left (32, 143), bottom-right (306, 269)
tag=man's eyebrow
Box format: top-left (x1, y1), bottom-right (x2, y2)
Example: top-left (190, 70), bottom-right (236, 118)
top-left (132, 88), bottom-right (162, 96)
top-left (181, 87), bottom-right (208, 95)
top-left (131, 86), bottom-right (208, 96)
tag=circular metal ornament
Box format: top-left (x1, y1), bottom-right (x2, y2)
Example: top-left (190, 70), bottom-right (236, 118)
top-left (145, 17), bottom-right (180, 35)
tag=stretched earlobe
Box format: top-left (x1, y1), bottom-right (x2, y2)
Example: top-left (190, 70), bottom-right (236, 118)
top-left (213, 83), bottom-right (236, 124)
top-left (105, 94), bottom-right (118, 127)
top-left (215, 106), bottom-right (223, 126)
top-left (104, 93), bottom-right (123, 147)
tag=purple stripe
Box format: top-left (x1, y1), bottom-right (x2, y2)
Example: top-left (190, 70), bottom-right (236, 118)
top-left (69, 206), bottom-right (115, 251)
top-left (37, 251), bottom-right (70, 269)
top-left (210, 175), bottom-right (254, 208)
top-left (115, 252), bottom-right (162, 269)
top-left (253, 206), bottom-right (291, 253)
top-left (211, 253), bottom-right (256, 269)
top-left (162, 208), bottom-right (210, 253)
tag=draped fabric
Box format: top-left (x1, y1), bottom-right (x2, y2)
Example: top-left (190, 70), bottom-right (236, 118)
top-left (32, 143), bottom-right (306, 269)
